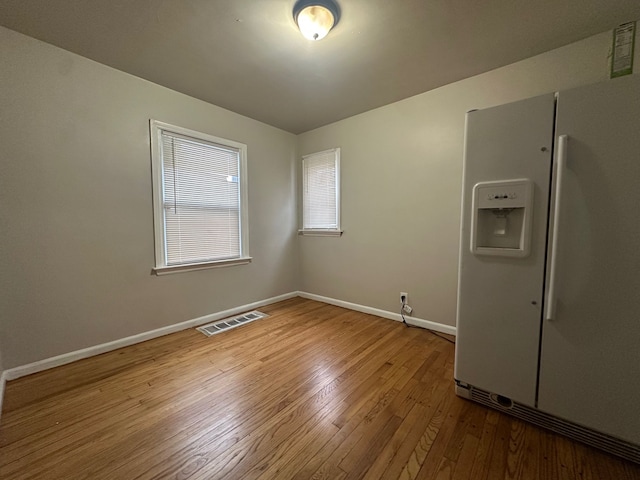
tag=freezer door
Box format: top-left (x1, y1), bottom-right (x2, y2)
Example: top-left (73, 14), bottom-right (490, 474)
top-left (538, 75), bottom-right (640, 444)
top-left (455, 94), bottom-right (555, 407)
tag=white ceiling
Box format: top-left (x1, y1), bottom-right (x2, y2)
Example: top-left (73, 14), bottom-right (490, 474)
top-left (1, 0), bottom-right (639, 133)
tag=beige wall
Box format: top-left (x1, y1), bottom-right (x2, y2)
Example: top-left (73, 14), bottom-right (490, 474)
top-left (1, 22), bottom-right (638, 372)
top-left (0, 27), bottom-right (299, 370)
top-left (297, 27), bottom-right (638, 328)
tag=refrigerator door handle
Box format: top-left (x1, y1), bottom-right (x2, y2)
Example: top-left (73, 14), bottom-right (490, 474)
top-left (546, 134), bottom-right (568, 321)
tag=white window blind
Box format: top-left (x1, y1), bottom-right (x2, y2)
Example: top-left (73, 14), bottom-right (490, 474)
top-left (302, 148), bottom-right (340, 231)
top-left (150, 120), bottom-right (250, 273)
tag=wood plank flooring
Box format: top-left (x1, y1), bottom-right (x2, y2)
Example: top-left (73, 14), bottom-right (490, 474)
top-left (1, 298), bottom-right (639, 479)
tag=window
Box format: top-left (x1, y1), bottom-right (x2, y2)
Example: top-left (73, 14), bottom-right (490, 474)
top-left (300, 148), bottom-right (342, 236)
top-left (150, 120), bottom-right (250, 274)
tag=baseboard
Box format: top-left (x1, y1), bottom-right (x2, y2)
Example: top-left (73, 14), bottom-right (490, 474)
top-left (0, 370), bottom-right (7, 418)
top-left (297, 291), bottom-right (457, 336)
top-left (3, 291), bottom-right (298, 382)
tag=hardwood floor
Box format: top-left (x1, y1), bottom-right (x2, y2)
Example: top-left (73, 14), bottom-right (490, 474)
top-left (1, 298), bottom-right (639, 479)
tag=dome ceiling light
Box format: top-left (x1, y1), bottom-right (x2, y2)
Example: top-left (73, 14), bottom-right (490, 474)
top-left (293, 0), bottom-right (340, 41)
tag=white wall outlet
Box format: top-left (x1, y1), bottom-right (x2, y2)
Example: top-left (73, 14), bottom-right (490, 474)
top-left (400, 292), bottom-right (408, 305)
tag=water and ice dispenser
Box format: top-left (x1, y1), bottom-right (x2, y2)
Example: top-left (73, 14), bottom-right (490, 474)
top-left (470, 179), bottom-right (533, 257)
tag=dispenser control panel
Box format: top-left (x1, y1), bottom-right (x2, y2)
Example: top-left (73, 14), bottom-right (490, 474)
top-left (475, 182), bottom-right (530, 210)
top-left (487, 192), bottom-right (517, 200)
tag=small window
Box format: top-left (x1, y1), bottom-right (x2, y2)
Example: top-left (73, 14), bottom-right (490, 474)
top-left (150, 120), bottom-right (250, 274)
top-left (300, 148), bottom-right (342, 236)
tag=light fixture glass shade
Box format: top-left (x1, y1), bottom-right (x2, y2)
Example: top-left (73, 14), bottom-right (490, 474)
top-left (296, 5), bottom-right (335, 41)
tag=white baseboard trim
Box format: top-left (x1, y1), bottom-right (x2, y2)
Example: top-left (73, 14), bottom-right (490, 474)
top-left (297, 291), bottom-right (457, 336)
top-left (3, 292), bottom-right (298, 382)
top-left (0, 370), bottom-right (7, 418)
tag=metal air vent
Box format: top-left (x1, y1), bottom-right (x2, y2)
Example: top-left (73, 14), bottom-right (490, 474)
top-left (197, 311), bottom-right (268, 337)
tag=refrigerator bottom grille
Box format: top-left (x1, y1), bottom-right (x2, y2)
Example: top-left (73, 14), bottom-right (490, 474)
top-left (462, 384), bottom-right (640, 464)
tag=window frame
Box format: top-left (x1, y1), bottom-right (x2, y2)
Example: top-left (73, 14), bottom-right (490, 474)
top-left (150, 119), bottom-right (251, 275)
top-left (299, 147), bottom-right (342, 237)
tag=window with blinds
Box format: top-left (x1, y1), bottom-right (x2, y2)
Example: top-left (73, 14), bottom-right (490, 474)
top-left (150, 120), bottom-right (250, 273)
top-left (301, 148), bottom-right (341, 235)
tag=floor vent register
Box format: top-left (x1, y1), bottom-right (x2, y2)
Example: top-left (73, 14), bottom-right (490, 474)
top-left (196, 311), bottom-right (269, 337)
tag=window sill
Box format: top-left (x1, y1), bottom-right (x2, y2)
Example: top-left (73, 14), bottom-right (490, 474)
top-left (153, 257), bottom-right (252, 275)
top-left (298, 229), bottom-right (343, 237)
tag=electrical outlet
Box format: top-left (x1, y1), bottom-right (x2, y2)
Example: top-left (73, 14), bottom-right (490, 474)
top-left (400, 292), bottom-right (408, 305)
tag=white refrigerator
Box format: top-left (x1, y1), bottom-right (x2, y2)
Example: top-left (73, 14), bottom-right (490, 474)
top-left (454, 74), bottom-right (640, 462)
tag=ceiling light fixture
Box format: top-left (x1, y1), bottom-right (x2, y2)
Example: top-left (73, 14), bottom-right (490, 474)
top-left (293, 0), bottom-right (340, 41)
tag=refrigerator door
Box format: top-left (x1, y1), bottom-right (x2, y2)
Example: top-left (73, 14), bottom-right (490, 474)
top-left (455, 94), bottom-right (555, 407)
top-left (538, 75), bottom-right (640, 444)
